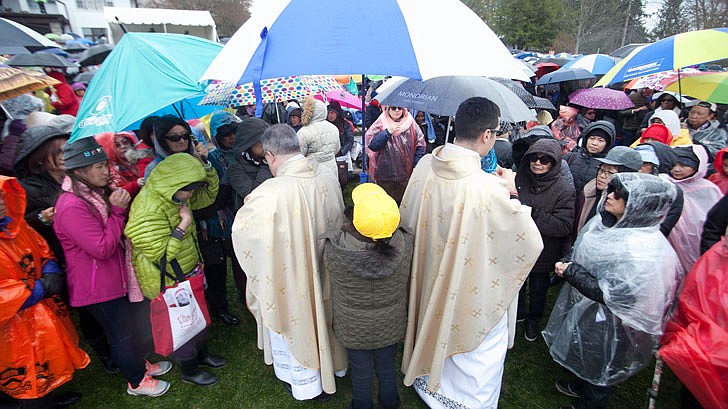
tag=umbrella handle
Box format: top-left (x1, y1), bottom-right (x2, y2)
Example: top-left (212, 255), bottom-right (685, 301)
top-left (644, 352), bottom-right (664, 409)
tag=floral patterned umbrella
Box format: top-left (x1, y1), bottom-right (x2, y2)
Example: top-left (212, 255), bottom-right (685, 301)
top-left (200, 75), bottom-right (343, 107)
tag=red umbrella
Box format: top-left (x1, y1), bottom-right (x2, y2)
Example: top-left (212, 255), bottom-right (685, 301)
top-left (535, 63), bottom-right (559, 78)
top-left (568, 87), bottom-right (634, 110)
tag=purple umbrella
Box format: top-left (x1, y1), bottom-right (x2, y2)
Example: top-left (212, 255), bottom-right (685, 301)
top-left (568, 87), bottom-right (634, 110)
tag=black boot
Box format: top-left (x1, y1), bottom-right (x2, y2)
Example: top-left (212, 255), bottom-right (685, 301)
top-left (179, 359), bottom-right (217, 386)
top-left (198, 347), bottom-right (227, 369)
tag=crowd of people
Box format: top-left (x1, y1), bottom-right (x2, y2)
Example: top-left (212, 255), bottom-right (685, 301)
top-left (0, 59), bottom-right (727, 409)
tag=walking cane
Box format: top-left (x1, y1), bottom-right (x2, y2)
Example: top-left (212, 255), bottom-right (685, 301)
top-left (644, 352), bottom-right (664, 409)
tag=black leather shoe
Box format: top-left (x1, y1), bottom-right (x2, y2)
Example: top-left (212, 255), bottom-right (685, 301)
top-left (217, 312), bottom-right (240, 326)
top-left (181, 369), bottom-right (218, 386)
top-left (198, 354), bottom-right (227, 369)
top-left (53, 391), bottom-right (82, 408)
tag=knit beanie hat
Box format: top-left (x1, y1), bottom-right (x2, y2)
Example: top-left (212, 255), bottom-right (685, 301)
top-left (640, 123), bottom-right (672, 145)
top-left (62, 137), bottom-right (108, 170)
top-left (586, 128), bottom-right (610, 140)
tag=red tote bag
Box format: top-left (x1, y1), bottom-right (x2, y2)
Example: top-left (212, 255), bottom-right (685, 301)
top-left (148, 256), bottom-right (211, 356)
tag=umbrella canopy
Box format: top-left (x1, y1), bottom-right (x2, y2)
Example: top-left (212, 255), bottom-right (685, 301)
top-left (70, 33), bottom-right (224, 142)
top-left (37, 48), bottom-right (68, 58)
top-left (623, 68), bottom-right (705, 90)
top-left (64, 41), bottom-right (89, 53)
top-left (596, 28), bottom-right (728, 86)
top-left (73, 70), bottom-right (96, 85)
top-left (317, 89), bottom-right (362, 110)
top-left (377, 75), bottom-right (534, 122)
top-left (535, 62), bottom-right (560, 78)
top-left (561, 54), bottom-right (617, 75)
top-left (78, 44), bottom-right (114, 67)
top-left (533, 57), bottom-right (571, 67)
top-left (568, 87), bottom-right (635, 110)
top-left (201, 75), bottom-right (343, 107)
top-left (0, 67), bottom-right (60, 102)
top-left (514, 58), bottom-right (537, 79)
top-left (0, 17), bottom-right (60, 54)
top-left (532, 96), bottom-right (557, 111)
top-left (6, 52), bottom-right (75, 68)
top-left (490, 77), bottom-right (537, 108)
top-left (201, 0), bottom-right (530, 88)
top-left (536, 68), bottom-right (596, 85)
top-left (663, 72), bottom-right (728, 104)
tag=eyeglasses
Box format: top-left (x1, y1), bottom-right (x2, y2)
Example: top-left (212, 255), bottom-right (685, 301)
top-left (165, 132), bottom-right (191, 142)
top-left (585, 111), bottom-right (596, 116)
top-left (389, 106), bottom-right (403, 111)
top-left (529, 155), bottom-right (553, 165)
top-left (597, 167), bottom-right (618, 177)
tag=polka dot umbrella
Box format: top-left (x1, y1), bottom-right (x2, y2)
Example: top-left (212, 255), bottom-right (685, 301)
top-left (568, 88), bottom-right (635, 110)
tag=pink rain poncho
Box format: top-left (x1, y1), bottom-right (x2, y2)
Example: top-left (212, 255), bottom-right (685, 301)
top-left (364, 107), bottom-right (425, 184)
top-left (550, 105), bottom-right (580, 153)
top-left (543, 173), bottom-right (682, 386)
top-left (664, 144), bottom-right (722, 273)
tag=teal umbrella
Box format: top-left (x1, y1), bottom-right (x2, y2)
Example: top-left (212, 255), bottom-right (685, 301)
top-left (70, 33), bottom-right (223, 142)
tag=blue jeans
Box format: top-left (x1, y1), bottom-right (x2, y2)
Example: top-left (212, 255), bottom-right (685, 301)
top-left (84, 297), bottom-right (147, 387)
top-left (347, 344), bottom-right (400, 409)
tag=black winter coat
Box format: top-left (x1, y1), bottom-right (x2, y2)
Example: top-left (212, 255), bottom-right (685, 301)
top-left (701, 193), bottom-right (728, 254)
top-left (516, 139), bottom-right (576, 273)
top-left (18, 173), bottom-right (64, 265)
top-left (563, 121), bottom-right (614, 195)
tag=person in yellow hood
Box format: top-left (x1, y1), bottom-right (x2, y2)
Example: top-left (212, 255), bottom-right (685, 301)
top-left (0, 176), bottom-right (89, 406)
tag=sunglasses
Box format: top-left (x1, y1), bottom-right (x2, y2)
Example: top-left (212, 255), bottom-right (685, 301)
top-left (165, 132), bottom-right (191, 142)
top-left (389, 106), bottom-right (403, 111)
top-left (606, 182), bottom-right (628, 201)
top-left (529, 154), bottom-right (554, 165)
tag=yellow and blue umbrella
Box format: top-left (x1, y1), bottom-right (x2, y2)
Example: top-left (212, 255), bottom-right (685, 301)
top-left (596, 28), bottom-right (728, 86)
top-left (663, 72), bottom-right (728, 104)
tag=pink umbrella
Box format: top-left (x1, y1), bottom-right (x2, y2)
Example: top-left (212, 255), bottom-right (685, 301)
top-left (568, 87), bottom-right (635, 110)
top-left (315, 89), bottom-right (362, 110)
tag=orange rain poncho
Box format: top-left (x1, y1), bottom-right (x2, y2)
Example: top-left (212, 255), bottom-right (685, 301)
top-left (0, 176), bottom-right (89, 399)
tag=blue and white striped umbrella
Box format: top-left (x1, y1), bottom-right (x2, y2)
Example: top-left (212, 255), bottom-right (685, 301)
top-left (561, 54), bottom-right (617, 75)
top-left (201, 0), bottom-right (529, 87)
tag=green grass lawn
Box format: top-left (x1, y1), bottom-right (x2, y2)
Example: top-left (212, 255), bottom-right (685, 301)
top-left (48, 181), bottom-right (681, 408)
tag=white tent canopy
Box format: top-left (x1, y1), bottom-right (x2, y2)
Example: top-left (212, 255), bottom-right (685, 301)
top-left (104, 7), bottom-right (217, 44)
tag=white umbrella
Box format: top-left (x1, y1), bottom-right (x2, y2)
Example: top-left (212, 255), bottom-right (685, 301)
top-left (200, 0), bottom-right (530, 85)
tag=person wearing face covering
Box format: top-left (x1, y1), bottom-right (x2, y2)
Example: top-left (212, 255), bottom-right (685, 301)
top-left (227, 118), bottom-right (273, 212)
top-left (665, 145), bottom-right (722, 273)
top-left (545, 173), bottom-right (682, 409)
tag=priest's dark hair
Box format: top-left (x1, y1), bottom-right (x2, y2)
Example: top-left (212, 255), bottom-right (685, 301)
top-left (454, 97), bottom-right (500, 141)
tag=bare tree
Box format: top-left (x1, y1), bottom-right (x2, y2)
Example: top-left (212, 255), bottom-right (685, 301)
top-left (684, 0), bottom-right (728, 29)
top-left (146, 0), bottom-right (251, 37)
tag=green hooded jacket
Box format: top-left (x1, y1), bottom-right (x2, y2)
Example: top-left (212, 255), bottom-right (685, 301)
top-left (125, 153), bottom-right (219, 299)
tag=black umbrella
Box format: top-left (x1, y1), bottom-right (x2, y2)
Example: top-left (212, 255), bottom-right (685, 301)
top-left (535, 68), bottom-right (596, 85)
top-left (64, 42), bottom-right (89, 53)
top-left (6, 52), bottom-right (76, 68)
top-left (72, 70), bottom-right (96, 84)
top-left (0, 17), bottom-right (61, 54)
top-left (78, 44), bottom-right (114, 67)
top-left (490, 77), bottom-right (537, 108)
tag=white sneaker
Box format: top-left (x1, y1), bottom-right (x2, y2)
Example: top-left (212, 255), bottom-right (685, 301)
top-left (127, 375), bottom-right (170, 397)
top-left (145, 360), bottom-right (173, 376)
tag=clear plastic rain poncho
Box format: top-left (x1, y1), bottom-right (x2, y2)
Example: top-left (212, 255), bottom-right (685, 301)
top-left (543, 173), bottom-right (683, 386)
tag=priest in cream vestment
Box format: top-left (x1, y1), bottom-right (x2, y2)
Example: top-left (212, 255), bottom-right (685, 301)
top-left (400, 98), bottom-right (543, 409)
top-left (231, 124), bottom-right (347, 400)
